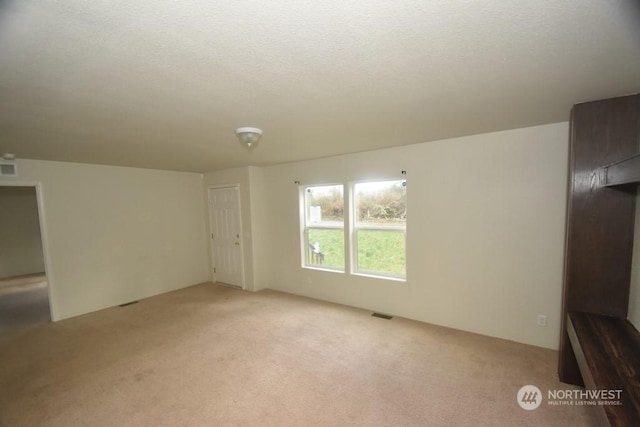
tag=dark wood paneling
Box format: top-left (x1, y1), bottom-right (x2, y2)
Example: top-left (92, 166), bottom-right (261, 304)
top-left (605, 154), bottom-right (640, 187)
top-left (559, 94), bottom-right (639, 385)
top-left (566, 315), bottom-right (607, 426)
top-left (568, 312), bottom-right (640, 426)
top-left (565, 95), bottom-right (638, 316)
top-left (558, 329), bottom-right (585, 386)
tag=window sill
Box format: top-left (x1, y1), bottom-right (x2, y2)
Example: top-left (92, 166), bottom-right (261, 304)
top-left (352, 272), bottom-right (406, 282)
top-left (302, 266), bottom-right (345, 274)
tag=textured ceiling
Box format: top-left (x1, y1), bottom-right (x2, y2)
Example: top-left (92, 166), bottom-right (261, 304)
top-left (0, 0), bottom-right (639, 172)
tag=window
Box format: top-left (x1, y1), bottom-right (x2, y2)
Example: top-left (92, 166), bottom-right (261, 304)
top-left (302, 184), bottom-right (345, 271)
top-left (353, 180), bottom-right (406, 279)
top-left (300, 179), bottom-right (407, 280)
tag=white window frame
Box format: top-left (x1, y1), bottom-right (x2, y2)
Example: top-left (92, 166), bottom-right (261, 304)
top-left (299, 183), bottom-right (346, 272)
top-left (350, 179), bottom-right (407, 281)
top-left (299, 179), bottom-right (406, 281)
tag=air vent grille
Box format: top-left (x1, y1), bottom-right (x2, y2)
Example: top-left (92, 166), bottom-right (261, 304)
top-left (119, 301), bottom-right (139, 307)
top-left (0, 163), bottom-right (17, 176)
top-left (372, 312), bottom-right (393, 320)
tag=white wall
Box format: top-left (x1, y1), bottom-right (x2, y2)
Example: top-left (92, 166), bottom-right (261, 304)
top-left (0, 186), bottom-right (45, 278)
top-left (0, 122), bottom-right (570, 349)
top-left (0, 159), bottom-right (210, 320)
top-left (628, 193), bottom-right (640, 329)
top-left (248, 166), bottom-right (268, 291)
top-left (203, 166), bottom-right (267, 292)
top-left (257, 123), bottom-right (569, 349)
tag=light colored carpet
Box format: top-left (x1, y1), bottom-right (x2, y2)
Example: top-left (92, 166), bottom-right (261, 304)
top-left (0, 283), bottom-right (598, 426)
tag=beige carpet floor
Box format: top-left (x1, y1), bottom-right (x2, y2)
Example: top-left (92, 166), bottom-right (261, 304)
top-left (0, 283), bottom-right (598, 426)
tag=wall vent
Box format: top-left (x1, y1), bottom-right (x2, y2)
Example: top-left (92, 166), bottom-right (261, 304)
top-left (119, 301), bottom-right (139, 307)
top-left (372, 312), bottom-right (393, 320)
top-left (0, 163), bottom-right (17, 177)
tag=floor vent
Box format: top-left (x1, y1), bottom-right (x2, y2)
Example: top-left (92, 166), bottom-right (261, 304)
top-left (119, 301), bottom-right (139, 307)
top-left (372, 312), bottom-right (393, 320)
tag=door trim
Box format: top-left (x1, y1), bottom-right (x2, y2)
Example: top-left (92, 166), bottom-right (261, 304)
top-left (0, 181), bottom-right (58, 321)
top-left (207, 184), bottom-right (245, 290)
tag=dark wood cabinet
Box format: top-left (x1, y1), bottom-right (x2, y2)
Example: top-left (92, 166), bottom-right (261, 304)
top-left (558, 94), bottom-right (640, 425)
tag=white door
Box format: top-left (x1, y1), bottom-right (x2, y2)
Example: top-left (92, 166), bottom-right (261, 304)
top-left (209, 186), bottom-right (244, 288)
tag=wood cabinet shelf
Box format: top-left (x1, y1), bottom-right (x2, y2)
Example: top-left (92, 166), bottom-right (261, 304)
top-left (567, 312), bottom-right (640, 426)
top-left (605, 153), bottom-right (640, 187)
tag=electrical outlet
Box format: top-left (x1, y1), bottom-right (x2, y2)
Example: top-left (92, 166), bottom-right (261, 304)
top-left (537, 314), bottom-right (547, 327)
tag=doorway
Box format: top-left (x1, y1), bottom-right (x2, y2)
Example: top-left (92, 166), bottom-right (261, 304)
top-left (208, 186), bottom-right (244, 289)
top-left (0, 185), bottom-right (51, 335)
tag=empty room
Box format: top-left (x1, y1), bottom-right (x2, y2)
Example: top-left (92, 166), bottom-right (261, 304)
top-left (1, 1), bottom-right (639, 426)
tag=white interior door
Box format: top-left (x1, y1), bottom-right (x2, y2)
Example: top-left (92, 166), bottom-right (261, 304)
top-left (208, 186), bottom-right (244, 288)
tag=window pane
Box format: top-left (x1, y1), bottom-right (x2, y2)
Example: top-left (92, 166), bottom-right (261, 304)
top-left (356, 230), bottom-right (405, 277)
top-left (307, 228), bottom-right (345, 270)
top-left (306, 185), bottom-right (344, 226)
top-left (355, 180), bottom-right (406, 226)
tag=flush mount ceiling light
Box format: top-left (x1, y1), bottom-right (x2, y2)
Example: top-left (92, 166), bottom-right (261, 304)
top-left (235, 127), bottom-right (263, 149)
top-left (2, 153), bottom-right (16, 160)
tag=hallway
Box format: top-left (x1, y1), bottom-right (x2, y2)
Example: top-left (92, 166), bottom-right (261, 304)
top-left (0, 273), bottom-right (50, 338)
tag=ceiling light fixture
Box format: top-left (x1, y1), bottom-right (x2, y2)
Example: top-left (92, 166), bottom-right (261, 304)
top-left (235, 127), bottom-right (263, 149)
top-left (2, 153), bottom-right (15, 160)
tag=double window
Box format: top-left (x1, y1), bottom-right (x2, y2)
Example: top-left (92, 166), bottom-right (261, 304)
top-left (301, 179), bottom-right (406, 280)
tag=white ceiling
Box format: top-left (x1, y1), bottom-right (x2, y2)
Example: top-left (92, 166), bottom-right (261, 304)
top-left (0, 0), bottom-right (639, 173)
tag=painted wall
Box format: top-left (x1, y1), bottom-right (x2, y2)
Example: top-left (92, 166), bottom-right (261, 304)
top-left (203, 166), bottom-right (266, 292)
top-left (0, 186), bottom-right (45, 278)
top-left (0, 159), bottom-right (209, 320)
top-left (628, 193), bottom-right (640, 329)
top-left (257, 123), bottom-right (569, 349)
top-left (248, 166), bottom-right (268, 291)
